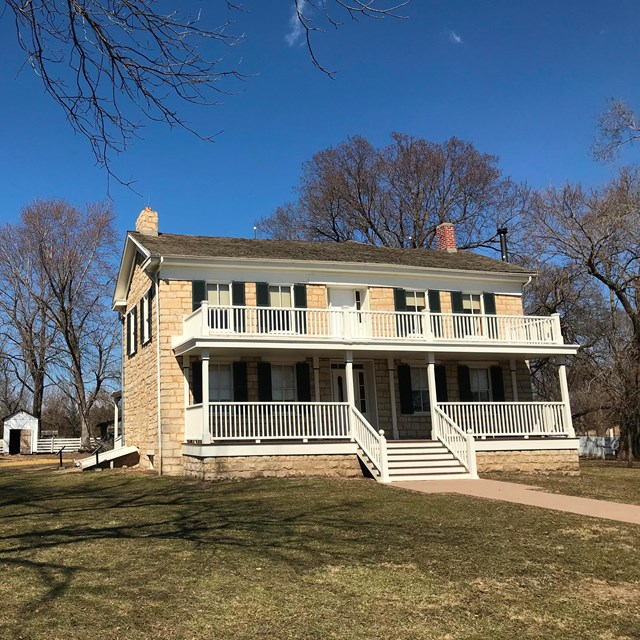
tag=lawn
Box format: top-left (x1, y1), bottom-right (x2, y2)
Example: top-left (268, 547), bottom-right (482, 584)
top-left (0, 467), bottom-right (639, 640)
top-left (484, 459), bottom-right (640, 506)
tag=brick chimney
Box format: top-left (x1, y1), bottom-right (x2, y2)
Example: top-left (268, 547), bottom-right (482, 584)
top-left (135, 207), bottom-right (158, 236)
top-left (436, 222), bottom-right (457, 252)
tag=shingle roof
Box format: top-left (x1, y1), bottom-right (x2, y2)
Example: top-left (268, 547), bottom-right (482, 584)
top-left (130, 232), bottom-right (533, 275)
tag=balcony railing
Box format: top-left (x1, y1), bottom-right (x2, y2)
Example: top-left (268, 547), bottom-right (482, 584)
top-left (181, 302), bottom-right (564, 346)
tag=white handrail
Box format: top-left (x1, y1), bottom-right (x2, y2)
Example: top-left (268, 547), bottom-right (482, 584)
top-left (207, 402), bottom-right (350, 441)
top-left (433, 406), bottom-right (476, 476)
top-left (437, 401), bottom-right (568, 438)
top-left (182, 304), bottom-right (562, 346)
top-left (349, 406), bottom-right (389, 482)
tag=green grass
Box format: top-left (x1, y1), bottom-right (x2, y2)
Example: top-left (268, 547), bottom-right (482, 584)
top-left (484, 459), bottom-right (640, 506)
top-left (0, 467), bottom-right (639, 640)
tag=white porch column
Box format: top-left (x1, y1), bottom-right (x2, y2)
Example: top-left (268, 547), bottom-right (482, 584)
top-left (344, 351), bottom-right (355, 408)
top-left (556, 356), bottom-right (575, 438)
top-left (313, 356), bottom-right (321, 402)
top-left (426, 354), bottom-right (438, 438)
top-left (510, 359), bottom-right (519, 401)
top-left (201, 351), bottom-right (211, 444)
top-left (387, 357), bottom-right (399, 440)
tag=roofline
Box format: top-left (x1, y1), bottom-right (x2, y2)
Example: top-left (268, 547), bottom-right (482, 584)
top-left (112, 232), bottom-right (152, 310)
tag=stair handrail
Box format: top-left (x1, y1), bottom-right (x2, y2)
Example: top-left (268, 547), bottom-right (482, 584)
top-left (433, 406), bottom-right (477, 477)
top-left (350, 406), bottom-right (389, 483)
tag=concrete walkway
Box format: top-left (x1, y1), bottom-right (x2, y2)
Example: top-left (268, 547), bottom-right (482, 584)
top-left (394, 478), bottom-right (640, 525)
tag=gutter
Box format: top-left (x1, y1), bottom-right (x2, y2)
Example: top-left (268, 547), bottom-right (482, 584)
top-left (154, 257), bottom-right (164, 475)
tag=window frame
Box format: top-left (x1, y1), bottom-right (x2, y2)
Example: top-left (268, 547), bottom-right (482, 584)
top-left (127, 307), bottom-right (137, 356)
top-left (270, 363), bottom-right (297, 402)
top-left (268, 284), bottom-right (294, 309)
top-left (405, 290), bottom-right (426, 313)
top-left (461, 293), bottom-right (483, 315)
top-left (469, 366), bottom-right (492, 402)
top-left (141, 290), bottom-right (151, 345)
top-left (409, 366), bottom-right (430, 413)
top-left (208, 363), bottom-right (234, 402)
top-left (206, 282), bottom-right (232, 307)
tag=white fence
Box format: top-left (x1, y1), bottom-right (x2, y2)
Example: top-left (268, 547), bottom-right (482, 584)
top-left (182, 303), bottom-right (563, 346)
top-left (437, 402), bottom-right (568, 438)
top-left (433, 406), bottom-right (476, 476)
top-left (36, 438), bottom-right (98, 453)
top-left (579, 436), bottom-right (619, 458)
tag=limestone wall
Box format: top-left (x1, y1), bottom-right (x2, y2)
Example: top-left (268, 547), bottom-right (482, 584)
top-left (495, 294), bottom-right (524, 316)
top-left (476, 449), bottom-right (579, 475)
top-left (183, 454), bottom-right (363, 481)
top-left (122, 257), bottom-right (158, 469)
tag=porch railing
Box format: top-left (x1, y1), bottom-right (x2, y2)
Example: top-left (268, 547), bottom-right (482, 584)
top-left (436, 401), bottom-right (568, 438)
top-left (350, 406), bottom-right (389, 482)
top-left (182, 302), bottom-right (563, 346)
top-left (432, 406), bottom-right (477, 476)
top-left (208, 402), bottom-right (350, 441)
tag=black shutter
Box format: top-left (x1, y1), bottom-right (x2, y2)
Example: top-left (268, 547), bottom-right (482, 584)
top-left (257, 362), bottom-right (272, 401)
top-left (192, 281), bottom-right (206, 312)
top-left (483, 292), bottom-right (497, 315)
top-left (256, 283), bottom-right (270, 307)
top-left (397, 364), bottom-right (414, 414)
top-left (458, 365), bottom-right (472, 401)
top-left (393, 288), bottom-right (407, 311)
top-left (126, 312), bottom-right (131, 355)
top-left (490, 365), bottom-right (505, 401)
top-left (451, 291), bottom-right (464, 314)
top-left (293, 284), bottom-right (308, 334)
top-left (428, 290), bottom-right (442, 313)
top-left (232, 282), bottom-right (246, 306)
top-left (296, 362), bottom-right (311, 401)
top-left (232, 282), bottom-right (246, 332)
top-left (233, 362), bottom-right (248, 401)
top-left (192, 363), bottom-right (202, 404)
top-left (435, 365), bottom-right (448, 402)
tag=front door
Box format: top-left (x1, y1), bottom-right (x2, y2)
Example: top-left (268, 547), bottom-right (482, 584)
top-left (331, 362), bottom-right (378, 427)
top-left (8, 429), bottom-right (20, 455)
top-left (328, 288), bottom-right (367, 337)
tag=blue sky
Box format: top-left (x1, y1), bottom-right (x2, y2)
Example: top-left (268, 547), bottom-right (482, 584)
top-left (1, 1), bottom-right (639, 239)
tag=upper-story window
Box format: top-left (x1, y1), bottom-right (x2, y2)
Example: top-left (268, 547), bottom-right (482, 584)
top-left (207, 283), bottom-right (231, 306)
top-left (269, 285), bottom-right (292, 308)
top-left (461, 293), bottom-right (482, 315)
top-left (141, 290), bottom-right (152, 345)
top-left (405, 291), bottom-right (426, 313)
top-left (127, 307), bottom-right (137, 356)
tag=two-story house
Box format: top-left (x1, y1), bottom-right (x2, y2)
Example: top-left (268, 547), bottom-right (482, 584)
top-left (112, 208), bottom-right (580, 481)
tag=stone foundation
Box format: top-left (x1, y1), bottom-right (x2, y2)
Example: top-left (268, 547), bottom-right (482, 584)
top-left (183, 454), bottom-right (363, 481)
top-left (477, 449), bottom-right (579, 475)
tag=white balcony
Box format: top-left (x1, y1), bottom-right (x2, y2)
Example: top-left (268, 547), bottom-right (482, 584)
top-left (179, 302), bottom-right (564, 348)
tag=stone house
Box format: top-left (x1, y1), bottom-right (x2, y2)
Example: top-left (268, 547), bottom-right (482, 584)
top-left (112, 208), bottom-right (580, 481)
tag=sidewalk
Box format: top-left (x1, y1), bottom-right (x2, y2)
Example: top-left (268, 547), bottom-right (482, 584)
top-left (394, 478), bottom-right (640, 525)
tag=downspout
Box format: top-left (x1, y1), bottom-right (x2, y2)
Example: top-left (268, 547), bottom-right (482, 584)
top-left (155, 257), bottom-right (164, 475)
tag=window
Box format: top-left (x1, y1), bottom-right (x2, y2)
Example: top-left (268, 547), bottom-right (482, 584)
top-left (469, 367), bottom-right (491, 401)
top-left (127, 307), bottom-right (137, 355)
top-left (271, 364), bottom-right (296, 401)
top-left (462, 293), bottom-right (482, 315)
top-left (405, 291), bottom-right (426, 312)
top-left (209, 364), bottom-right (233, 401)
top-left (141, 290), bottom-right (151, 345)
top-left (410, 367), bottom-right (430, 412)
top-left (267, 286), bottom-right (293, 332)
top-left (207, 283), bottom-right (231, 330)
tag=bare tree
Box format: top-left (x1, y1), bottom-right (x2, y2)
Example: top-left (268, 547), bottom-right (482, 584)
top-left (258, 133), bottom-right (528, 253)
top-left (593, 98), bottom-right (640, 161)
top-left (526, 169), bottom-right (640, 460)
top-left (1, 200), bottom-right (120, 449)
top-left (5, 1), bottom-right (409, 180)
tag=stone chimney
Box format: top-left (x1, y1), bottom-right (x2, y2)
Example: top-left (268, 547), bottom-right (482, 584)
top-left (435, 222), bottom-right (457, 252)
top-left (135, 207), bottom-right (158, 236)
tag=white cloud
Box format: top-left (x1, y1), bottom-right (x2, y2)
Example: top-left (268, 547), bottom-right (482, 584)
top-left (285, 0), bottom-right (307, 47)
top-left (449, 30), bottom-right (463, 45)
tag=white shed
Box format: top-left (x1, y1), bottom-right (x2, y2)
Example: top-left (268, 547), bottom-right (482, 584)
top-left (2, 411), bottom-right (39, 455)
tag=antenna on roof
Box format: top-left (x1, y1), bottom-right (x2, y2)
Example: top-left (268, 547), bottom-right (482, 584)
top-left (253, 225), bottom-right (257, 240)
